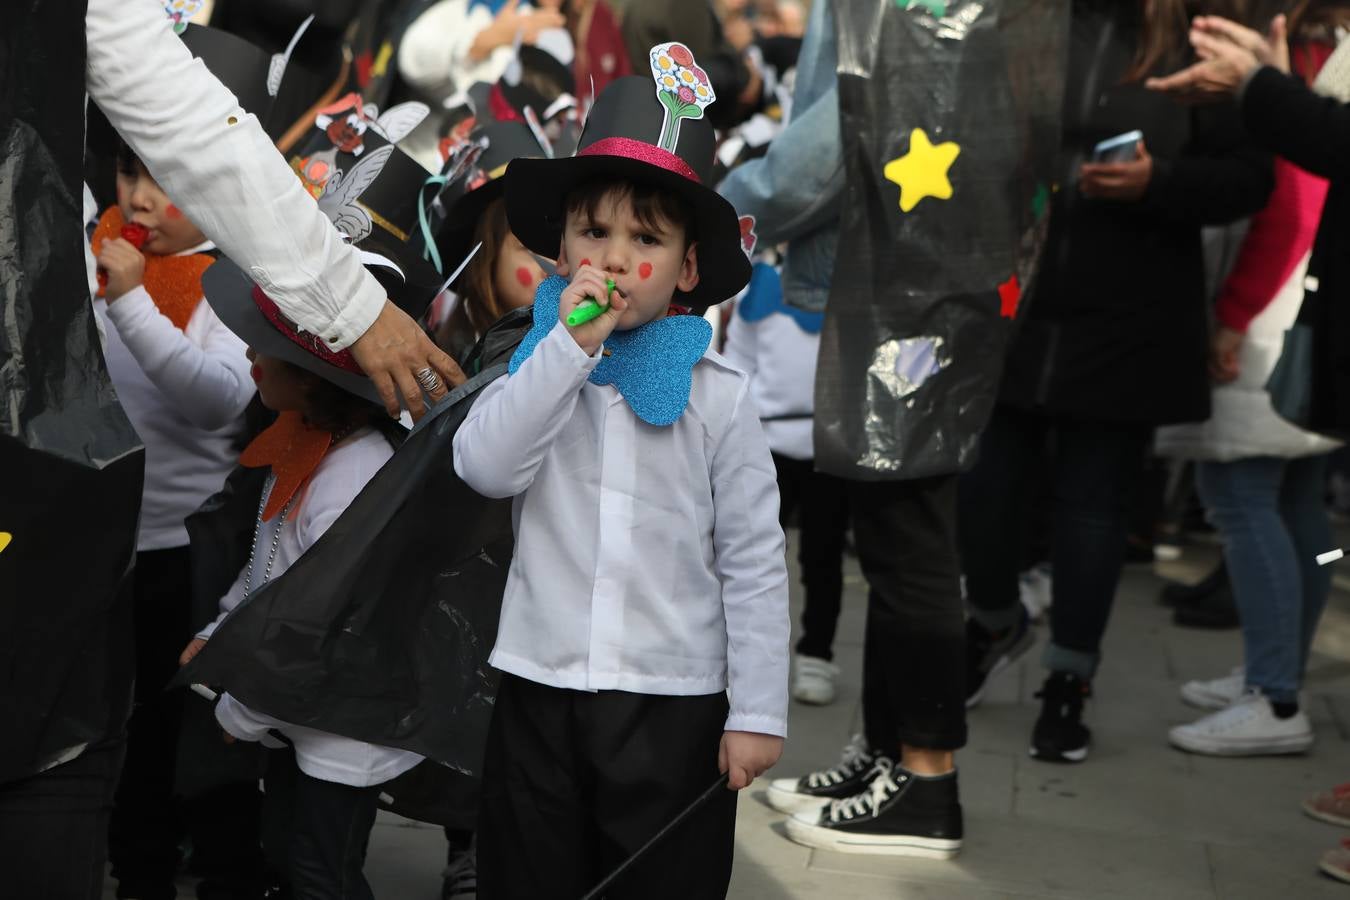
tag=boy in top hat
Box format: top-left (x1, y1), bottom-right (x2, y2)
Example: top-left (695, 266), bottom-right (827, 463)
top-left (453, 43), bottom-right (789, 899)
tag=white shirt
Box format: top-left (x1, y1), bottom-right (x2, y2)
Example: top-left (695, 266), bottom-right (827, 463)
top-left (94, 244), bottom-right (254, 550)
top-left (87, 0), bottom-right (385, 349)
top-left (204, 429), bottom-right (424, 787)
top-left (453, 322), bottom-right (791, 737)
top-left (721, 300), bottom-right (821, 461)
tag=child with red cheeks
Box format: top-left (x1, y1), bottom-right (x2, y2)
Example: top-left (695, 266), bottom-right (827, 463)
top-left (454, 67), bottom-right (789, 899)
top-left (91, 139), bottom-right (258, 900)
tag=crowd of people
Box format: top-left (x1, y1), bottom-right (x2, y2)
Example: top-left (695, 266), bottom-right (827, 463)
top-left (5, 0), bottom-right (1350, 898)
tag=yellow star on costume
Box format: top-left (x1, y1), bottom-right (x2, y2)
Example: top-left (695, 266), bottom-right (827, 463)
top-left (0, 532), bottom-right (10, 554)
top-left (884, 128), bottom-right (961, 213)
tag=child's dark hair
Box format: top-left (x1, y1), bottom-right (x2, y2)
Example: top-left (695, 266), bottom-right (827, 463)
top-left (564, 177), bottom-right (697, 249)
top-left (285, 360), bottom-right (394, 436)
top-left (114, 136), bottom-right (142, 178)
top-left (435, 196), bottom-right (514, 361)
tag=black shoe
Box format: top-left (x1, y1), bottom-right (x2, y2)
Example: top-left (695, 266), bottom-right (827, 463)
top-left (966, 610), bottom-right (1036, 709)
top-left (1160, 562), bottom-right (1227, 608)
top-left (766, 734), bottom-right (886, 815)
top-left (441, 841), bottom-right (477, 899)
top-left (1030, 672), bottom-right (1092, 763)
top-left (1172, 582), bottom-right (1240, 629)
top-left (784, 759), bottom-right (963, 858)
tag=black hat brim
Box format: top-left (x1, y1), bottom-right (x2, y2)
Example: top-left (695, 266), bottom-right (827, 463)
top-left (436, 180), bottom-right (504, 285)
top-left (503, 154), bottom-right (750, 309)
top-left (203, 260), bottom-right (386, 406)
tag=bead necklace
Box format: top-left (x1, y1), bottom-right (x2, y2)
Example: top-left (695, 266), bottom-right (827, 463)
top-left (241, 423), bottom-right (359, 599)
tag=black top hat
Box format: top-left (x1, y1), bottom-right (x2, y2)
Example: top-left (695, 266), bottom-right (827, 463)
top-left (431, 121), bottom-right (552, 283)
top-left (203, 137), bottom-right (442, 406)
top-left (503, 46), bottom-right (751, 308)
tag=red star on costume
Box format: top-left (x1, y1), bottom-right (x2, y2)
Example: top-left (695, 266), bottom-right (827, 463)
top-left (998, 274), bottom-right (1021, 319)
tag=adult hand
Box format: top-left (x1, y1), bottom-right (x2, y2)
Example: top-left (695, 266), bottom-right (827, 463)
top-left (1146, 15), bottom-right (1289, 102)
top-left (97, 237), bottom-right (146, 301)
top-left (719, 731), bottom-right (784, 790)
top-left (520, 5), bottom-right (566, 44)
top-left (1209, 325), bottom-right (1244, 383)
top-left (348, 299), bottom-right (465, 421)
top-left (1079, 141), bottom-right (1153, 202)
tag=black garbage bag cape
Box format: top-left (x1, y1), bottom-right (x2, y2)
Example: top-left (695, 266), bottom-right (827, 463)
top-left (1, 0), bottom-right (147, 784)
top-left (815, 0), bottom-right (1068, 480)
top-left (178, 309), bottom-right (530, 782)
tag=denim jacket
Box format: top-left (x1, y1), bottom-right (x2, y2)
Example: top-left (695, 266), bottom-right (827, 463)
top-left (717, 0), bottom-right (842, 313)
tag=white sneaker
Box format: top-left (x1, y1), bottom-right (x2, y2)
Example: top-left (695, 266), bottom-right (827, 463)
top-left (1180, 667), bottom-right (1245, 710)
top-left (1168, 691), bottom-right (1313, 756)
top-left (793, 654), bottom-right (840, 705)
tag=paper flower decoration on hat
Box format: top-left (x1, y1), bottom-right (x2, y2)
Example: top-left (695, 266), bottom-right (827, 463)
top-left (164, 0), bottom-right (204, 34)
top-left (649, 43), bottom-right (716, 152)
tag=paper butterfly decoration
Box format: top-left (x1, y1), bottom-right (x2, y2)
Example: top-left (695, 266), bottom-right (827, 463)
top-left (649, 43), bottom-right (716, 152)
top-left (164, 0), bottom-right (204, 34)
top-left (738, 262), bottom-right (823, 335)
top-left (509, 276), bottom-right (713, 427)
top-left (314, 94), bottom-right (430, 157)
top-left (317, 144), bottom-right (394, 243)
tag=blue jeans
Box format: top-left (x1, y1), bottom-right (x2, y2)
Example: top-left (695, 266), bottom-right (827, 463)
top-left (1196, 454), bottom-right (1333, 704)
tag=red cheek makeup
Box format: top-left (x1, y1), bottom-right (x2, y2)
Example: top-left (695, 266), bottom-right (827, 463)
top-left (515, 266), bottom-right (535, 287)
top-left (165, 203), bottom-right (183, 220)
top-left (250, 364), bottom-right (263, 385)
top-left (638, 262), bottom-right (653, 280)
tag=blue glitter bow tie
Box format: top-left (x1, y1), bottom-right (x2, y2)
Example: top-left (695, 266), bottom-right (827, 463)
top-left (508, 276), bottom-right (712, 427)
top-left (737, 262), bottom-right (823, 335)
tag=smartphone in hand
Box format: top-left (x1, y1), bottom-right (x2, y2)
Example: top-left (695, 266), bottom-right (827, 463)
top-left (1091, 130), bottom-right (1143, 163)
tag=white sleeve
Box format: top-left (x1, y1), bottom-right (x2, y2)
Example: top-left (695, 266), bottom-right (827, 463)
top-left (105, 289), bottom-right (254, 431)
top-left (453, 322), bottom-right (601, 498)
top-left (710, 380), bottom-right (790, 737)
top-left (398, 0), bottom-right (492, 92)
top-left (719, 304), bottom-right (759, 382)
top-left (85, 0), bottom-right (385, 350)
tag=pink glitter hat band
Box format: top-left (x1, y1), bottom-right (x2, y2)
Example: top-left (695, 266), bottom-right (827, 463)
top-left (577, 137), bottom-right (701, 184)
top-left (252, 286), bottom-right (366, 376)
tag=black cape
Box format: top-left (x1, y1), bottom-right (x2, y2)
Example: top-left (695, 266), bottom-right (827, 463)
top-left (178, 309), bottom-right (530, 782)
top-left (2, 0), bottom-right (146, 784)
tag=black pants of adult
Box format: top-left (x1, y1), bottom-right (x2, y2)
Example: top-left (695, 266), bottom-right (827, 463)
top-left (262, 748), bottom-right (380, 900)
top-left (107, 547), bottom-right (263, 900)
top-left (851, 474), bottom-right (968, 753)
top-left (0, 739), bottom-right (125, 900)
top-left (477, 675), bottom-right (737, 900)
top-left (773, 452), bottom-right (851, 662)
top-left (958, 405), bottom-right (1150, 679)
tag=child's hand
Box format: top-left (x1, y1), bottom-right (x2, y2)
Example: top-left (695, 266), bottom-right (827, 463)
top-left (98, 237), bottom-right (146, 302)
top-left (560, 264), bottom-right (628, 356)
top-left (179, 637), bottom-right (207, 667)
top-left (719, 731), bottom-right (784, 790)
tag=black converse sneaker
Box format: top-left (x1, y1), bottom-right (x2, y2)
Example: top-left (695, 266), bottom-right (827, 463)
top-left (785, 758), bottom-right (963, 858)
top-left (1030, 671), bottom-right (1092, 763)
top-left (766, 734), bottom-right (882, 815)
top-left (441, 836), bottom-right (477, 899)
top-left (966, 609), bottom-right (1036, 709)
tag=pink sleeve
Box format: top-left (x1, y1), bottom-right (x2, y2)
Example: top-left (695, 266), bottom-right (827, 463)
top-left (1215, 157), bottom-right (1329, 332)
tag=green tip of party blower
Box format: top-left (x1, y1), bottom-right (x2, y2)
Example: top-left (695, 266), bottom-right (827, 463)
top-left (566, 279), bottom-right (617, 327)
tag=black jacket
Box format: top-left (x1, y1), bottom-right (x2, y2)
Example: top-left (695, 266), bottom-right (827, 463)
top-left (998, 2), bottom-right (1273, 425)
top-left (1242, 66), bottom-right (1350, 435)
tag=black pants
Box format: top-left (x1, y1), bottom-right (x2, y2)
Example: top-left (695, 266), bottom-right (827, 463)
top-left (773, 453), bottom-right (851, 662)
top-left (851, 475), bottom-right (967, 752)
top-left (0, 740), bottom-right (125, 900)
top-left (959, 405), bottom-right (1150, 678)
top-left (108, 547), bottom-right (263, 899)
top-left (262, 748), bottom-right (379, 900)
top-left (478, 676), bottom-right (737, 900)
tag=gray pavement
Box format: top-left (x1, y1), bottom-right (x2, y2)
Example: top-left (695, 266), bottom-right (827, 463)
top-left (107, 535), bottom-right (1350, 898)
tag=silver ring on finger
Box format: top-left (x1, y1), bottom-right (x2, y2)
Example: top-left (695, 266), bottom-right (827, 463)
top-left (415, 367), bottom-right (442, 394)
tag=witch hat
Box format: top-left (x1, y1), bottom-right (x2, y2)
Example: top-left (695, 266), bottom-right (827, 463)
top-left (503, 43), bottom-right (751, 308)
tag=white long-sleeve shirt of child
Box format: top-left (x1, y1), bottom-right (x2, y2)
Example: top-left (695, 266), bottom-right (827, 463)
top-left (204, 429), bottom-right (424, 788)
top-left (453, 320), bottom-right (791, 738)
top-left (94, 242), bottom-right (255, 551)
